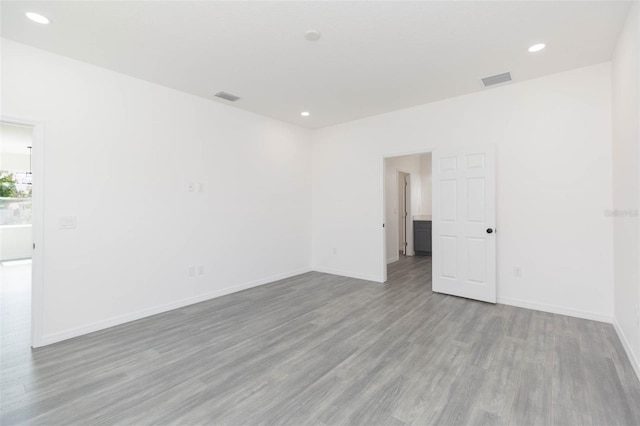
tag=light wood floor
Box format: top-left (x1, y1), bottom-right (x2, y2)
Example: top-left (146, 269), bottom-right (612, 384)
top-left (2, 256), bottom-right (640, 425)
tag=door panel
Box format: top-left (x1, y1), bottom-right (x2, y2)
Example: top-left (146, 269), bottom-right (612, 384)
top-left (466, 237), bottom-right (486, 283)
top-left (440, 235), bottom-right (457, 279)
top-left (433, 146), bottom-right (496, 303)
top-left (440, 179), bottom-right (457, 221)
top-left (466, 178), bottom-right (485, 222)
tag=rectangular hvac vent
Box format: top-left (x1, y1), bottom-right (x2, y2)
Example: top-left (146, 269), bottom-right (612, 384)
top-left (481, 72), bottom-right (512, 87)
top-left (215, 91), bottom-right (241, 102)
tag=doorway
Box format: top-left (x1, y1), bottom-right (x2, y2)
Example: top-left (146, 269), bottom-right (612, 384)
top-left (382, 146), bottom-right (497, 303)
top-left (383, 152), bottom-right (433, 282)
top-left (1, 118), bottom-right (44, 348)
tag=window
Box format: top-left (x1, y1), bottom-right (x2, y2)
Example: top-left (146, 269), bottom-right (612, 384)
top-left (0, 171), bottom-right (32, 226)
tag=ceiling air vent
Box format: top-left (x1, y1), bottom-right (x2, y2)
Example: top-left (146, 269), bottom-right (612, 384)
top-left (481, 72), bottom-right (512, 87)
top-left (214, 91), bottom-right (241, 102)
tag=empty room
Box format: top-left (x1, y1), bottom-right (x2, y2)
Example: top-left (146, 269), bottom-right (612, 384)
top-left (1, 1), bottom-right (639, 425)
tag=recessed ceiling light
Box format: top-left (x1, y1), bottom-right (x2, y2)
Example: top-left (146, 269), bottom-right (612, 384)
top-left (304, 30), bottom-right (321, 42)
top-left (528, 43), bottom-right (546, 53)
top-left (301, 111), bottom-right (310, 117)
top-left (26, 12), bottom-right (50, 24)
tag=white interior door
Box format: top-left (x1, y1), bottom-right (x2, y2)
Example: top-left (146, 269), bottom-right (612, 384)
top-left (432, 146), bottom-right (496, 303)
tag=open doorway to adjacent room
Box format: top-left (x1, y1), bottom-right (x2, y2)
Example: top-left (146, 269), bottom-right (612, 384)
top-left (383, 152), bottom-right (432, 283)
top-left (1, 120), bottom-right (38, 349)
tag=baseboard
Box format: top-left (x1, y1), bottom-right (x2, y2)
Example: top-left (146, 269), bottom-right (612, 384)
top-left (497, 297), bottom-right (613, 323)
top-left (613, 320), bottom-right (640, 382)
top-left (387, 255), bottom-right (399, 264)
top-left (312, 267), bottom-right (382, 283)
top-left (38, 267), bottom-right (312, 347)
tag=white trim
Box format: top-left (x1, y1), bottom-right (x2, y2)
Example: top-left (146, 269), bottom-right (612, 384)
top-left (0, 224), bottom-right (33, 229)
top-left (312, 267), bottom-right (381, 283)
top-left (397, 169), bottom-right (412, 258)
top-left (497, 296), bottom-right (613, 323)
top-left (387, 255), bottom-right (399, 264)
top-left (381, 157), bottom-right (387, 282)
top-left (613, 320), bottom-right (640, 382)
top-left (385, 147), bottom-right (437, 159)
top-left (1, 115), bottom-right (45, 348)
top-left (38, 267), bottom-right (311, 347)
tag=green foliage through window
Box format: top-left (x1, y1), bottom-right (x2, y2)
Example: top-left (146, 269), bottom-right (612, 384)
top-left (0, 173), bottom-right (19, 198)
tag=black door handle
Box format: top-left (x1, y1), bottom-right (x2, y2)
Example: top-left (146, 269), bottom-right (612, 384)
top-left (486, 228), bottom-right (494, 234)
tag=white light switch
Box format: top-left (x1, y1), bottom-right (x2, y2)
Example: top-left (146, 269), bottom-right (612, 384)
top-left (59, 216), bottom-right (77, 230)
top-left (187, 182), bottom-right (195, 193)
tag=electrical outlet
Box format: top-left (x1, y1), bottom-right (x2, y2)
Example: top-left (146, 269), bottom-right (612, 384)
top-left (59, 216), bottom-right (77, 230)
top-left (198, 265), bottom-right (204, 276)
top-left (188, 266), bottom-right (195, 277)
top-left (513, 267), bottom-right (522, 278)
top-left (198, 183), bottom-right (204, 193)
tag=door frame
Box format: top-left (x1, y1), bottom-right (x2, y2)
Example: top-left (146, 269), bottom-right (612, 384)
top-left (382, 148), bottom-right (433, 282)
top-left (2, 115), bottom-right (45, 347)
top-left (397, 170), bottom-right (411, 256)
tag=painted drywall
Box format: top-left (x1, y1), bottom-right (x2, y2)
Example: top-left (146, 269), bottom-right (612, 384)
top-left (312, 63), bottom-right (615, 320)
top-left (384, 155), bottom-right (423, 262)
top-left (612, 3), bottom-right (640, 377)
top-left (1, 39), bottom-right (312, 342)
top-left (0, 225), bottom-right (32, 261)
top-left (419, 153), bottom-right (432, 215)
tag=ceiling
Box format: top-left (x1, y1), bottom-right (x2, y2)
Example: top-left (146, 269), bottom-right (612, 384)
top-left (0, 1), bottom-right (632, 129)
top-left (1, 123), bottom-right (32, 156)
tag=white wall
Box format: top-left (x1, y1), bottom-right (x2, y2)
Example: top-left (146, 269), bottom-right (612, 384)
top-left (312, 63), bottom-right (614, 320)
top-left (384, 155), bottom-right (422, 262)
top-left (612, 3), bottom-right (640, 377)
top-left (1, 39), bottom-right (312, 344)
top-left (419, 153), bottom-right (432, 215)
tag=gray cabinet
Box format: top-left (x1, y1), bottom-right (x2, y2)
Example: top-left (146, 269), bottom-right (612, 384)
top-left (414, 220), bottom-right (432, 255)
